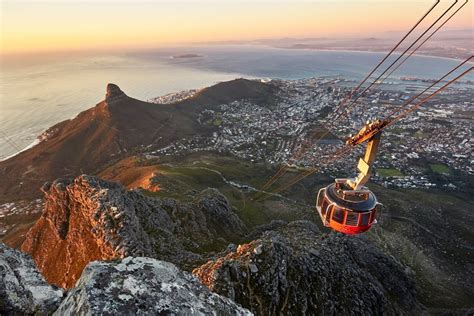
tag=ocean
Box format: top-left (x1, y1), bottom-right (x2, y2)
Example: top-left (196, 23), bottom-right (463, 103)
top-left (0, 44), bottom-right (470, 159)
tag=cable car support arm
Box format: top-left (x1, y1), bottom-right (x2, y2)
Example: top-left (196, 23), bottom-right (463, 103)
top-left (344, 131), bottom-right (382, 190)
top-left (334, 119), bottom-right (386, 191)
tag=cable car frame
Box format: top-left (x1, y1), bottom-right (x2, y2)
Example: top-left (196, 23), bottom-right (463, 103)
top-left (315, 121), bottom-right (385, 234)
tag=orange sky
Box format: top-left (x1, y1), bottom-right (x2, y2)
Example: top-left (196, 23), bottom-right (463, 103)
top-left (1, 0), bottom-right (472, 55)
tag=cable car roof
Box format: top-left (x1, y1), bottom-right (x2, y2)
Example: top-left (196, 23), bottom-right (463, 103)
top-left (325, 183), bottom-right (377, 212)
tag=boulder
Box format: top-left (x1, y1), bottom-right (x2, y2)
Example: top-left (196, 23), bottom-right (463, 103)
top-left (0, 243), bottom-right (64, 314)
top-left (55, 257), bottom-right (252, 315)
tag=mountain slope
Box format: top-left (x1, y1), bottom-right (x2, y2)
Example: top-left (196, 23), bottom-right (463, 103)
top-left (0, 79), bottom-right (278, 202)
top-left (17, 172), bottom-right (425, 314)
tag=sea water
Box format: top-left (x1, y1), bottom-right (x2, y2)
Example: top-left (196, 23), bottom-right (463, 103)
top-left (0, 45), bottom-right (470, 159)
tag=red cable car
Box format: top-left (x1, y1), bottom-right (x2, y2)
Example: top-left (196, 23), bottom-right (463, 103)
top-left (316, 120), bottom-right (386, 234)
top-left (316, 181), bottom-right (379, 234)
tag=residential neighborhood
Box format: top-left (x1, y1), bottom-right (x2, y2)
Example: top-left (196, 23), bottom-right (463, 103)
top-left (150, 77), bottom-right (473, 189)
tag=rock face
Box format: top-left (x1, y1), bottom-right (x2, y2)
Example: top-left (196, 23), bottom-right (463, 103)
top-left (21, 175), bottom-right (246, 288)
top-left (0, 243), bottom-right (64, 314)
top-left (162, 188), bottom-right (247, 246)
top-left (55, 257), bottom-right (251, 315)
top-left (105, 83), bottom-right (127, 105)
top-left (193, 221), bottom-right (423, 315)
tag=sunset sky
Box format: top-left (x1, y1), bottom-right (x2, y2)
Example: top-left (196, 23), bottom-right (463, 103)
top-left (1, 0), bottom-right (472, 55)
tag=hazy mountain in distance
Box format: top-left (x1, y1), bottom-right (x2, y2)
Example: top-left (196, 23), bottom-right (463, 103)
top-left (207, 29), bottom-right (473, 60)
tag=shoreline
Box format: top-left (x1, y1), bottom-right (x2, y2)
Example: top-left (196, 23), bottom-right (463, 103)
top-left (1, 138), bottom-right (41, 162)
top-left (267, 45), bottom-right (467, 62)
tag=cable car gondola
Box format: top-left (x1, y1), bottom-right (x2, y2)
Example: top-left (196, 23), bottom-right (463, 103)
top-left (316, 120), bottom-right (386, 234)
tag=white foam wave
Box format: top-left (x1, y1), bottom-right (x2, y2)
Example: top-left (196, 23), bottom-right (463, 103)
top-left (0, 138), bottom-right (41, 162)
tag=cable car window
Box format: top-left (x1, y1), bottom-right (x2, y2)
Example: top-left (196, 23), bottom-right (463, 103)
top-left (345, 212), bottom-right (359, 226)
top-left (332, 208), bottom-right (345, 224)
top-left (370, 209), bottom-right (377, 223)
top-left (317, 191), bottom-right (324, 208)
top-left (325, 206), bottom-right (332, 222)
top-left (360, 213), bottom-right (370, 226)
top-left (321, 200), bottom-right (329, 216)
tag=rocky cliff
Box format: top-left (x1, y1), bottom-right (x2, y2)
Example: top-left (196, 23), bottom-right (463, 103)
top-left (193, 221), bottom-right (423, 315)
top-left (55, 256), bottom-right (251, 315)
top-left (21, 175), bottom-right (246, 288)
top-left (104, 83), bottom-right (127, 105)
top-left (0, 243), bottom-right (64, 314)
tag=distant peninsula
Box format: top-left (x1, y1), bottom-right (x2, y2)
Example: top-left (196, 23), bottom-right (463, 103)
top-left (172, 53), bottom-right (203, 59)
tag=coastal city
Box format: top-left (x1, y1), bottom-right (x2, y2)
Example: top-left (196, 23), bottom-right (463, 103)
top-left (150, 77), bottom-right (473, 189)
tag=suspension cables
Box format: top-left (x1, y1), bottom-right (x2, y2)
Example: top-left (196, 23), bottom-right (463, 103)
top-left (347, 0), bottom-right (469, 115)
top-left (380, 0), bottom-right (469, 83)
top-left (329, 0), bottom-right (441, 120)
top-left (262, 145), bottom-right (354, 199)
top-left (256, 58), bottom-right (472, 200)
top-left (385, 66), bottom-right (473, 126)
top-left (257, 0), bottom-right (441, 194)
top-left (333, 0), bottom-right (459, 123)
top-left (385, 55), bottom-right (473, 120)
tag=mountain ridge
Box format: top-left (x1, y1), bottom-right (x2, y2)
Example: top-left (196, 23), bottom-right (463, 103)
top-left (0, 79), bottom-right (278, 202)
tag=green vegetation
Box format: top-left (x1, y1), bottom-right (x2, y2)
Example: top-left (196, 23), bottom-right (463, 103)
top-left (388, 127), bottom-right (405, 134)
top-left (368, 184), bottom-right (474, 308)
top-left (414, 130), bottom-right (430, 139)
top-left (142, 154), bottom-right (310, 227)
top-left (429, 164), bottom-right (451, 175)
top-left (376, 168), bottom-right (404, 177)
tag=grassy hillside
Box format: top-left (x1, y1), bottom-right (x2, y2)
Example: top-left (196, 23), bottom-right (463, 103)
top-left (104, 153), bottom-right (314, 228)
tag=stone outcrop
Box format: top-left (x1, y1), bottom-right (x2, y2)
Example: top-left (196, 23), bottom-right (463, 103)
top-left (0, 243), bottom-right (64, 314)
top-left (193, 221), bottom-right (423, 315)
top-left (10, 176), bottom-right (427, 315)
top-left (21, 175), bottom-right (246, 288)
top-left (162, 188), bottom-right (247, 247)
top-left (55, 257), bottom-right (251, 315)
top-left (105, 83), bottom-right (127, 105)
